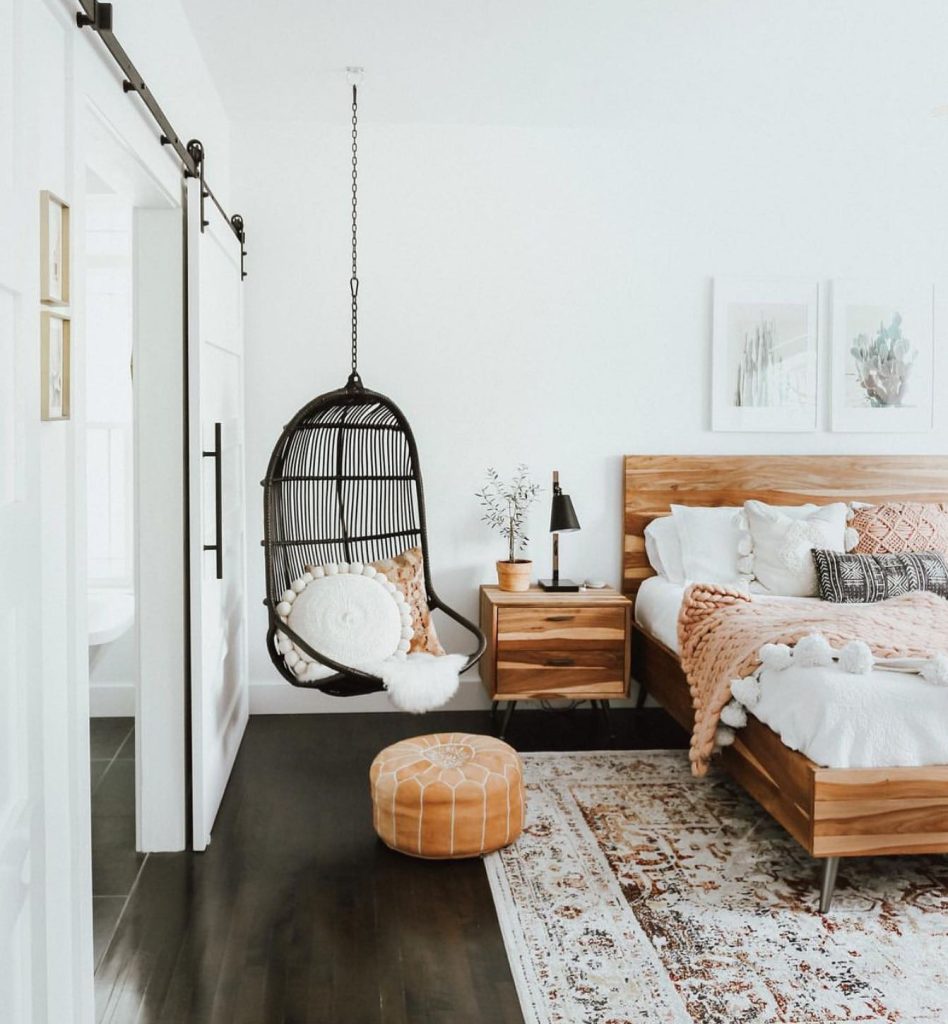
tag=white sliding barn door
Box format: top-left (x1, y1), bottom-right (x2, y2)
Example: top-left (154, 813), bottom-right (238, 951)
top-left (186, 177), bottom-right (249, 850)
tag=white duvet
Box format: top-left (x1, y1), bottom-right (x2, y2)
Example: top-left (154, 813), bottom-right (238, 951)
top-left (635, 576), bottom-right (948, 769)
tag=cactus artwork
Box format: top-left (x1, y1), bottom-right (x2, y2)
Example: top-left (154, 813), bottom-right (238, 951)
top-left (714, 283), bottom-right (819, 431)
top-left (734, 316), bottom-right (809, 408)
top-left (850, 312), bottom-right (916, 408)
top-left (736, 318), bottom-right (780, 406)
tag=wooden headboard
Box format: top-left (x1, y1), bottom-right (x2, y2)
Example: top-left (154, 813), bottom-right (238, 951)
top-left (622, 454), bottom-right (948, 598)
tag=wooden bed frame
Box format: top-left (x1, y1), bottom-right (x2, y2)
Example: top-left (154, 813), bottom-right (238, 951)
top-left (623, 454), bottom-right (948, 911)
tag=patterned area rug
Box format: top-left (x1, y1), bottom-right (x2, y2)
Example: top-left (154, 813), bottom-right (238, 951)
top-left (484, 751), bottom-right (948, 1024)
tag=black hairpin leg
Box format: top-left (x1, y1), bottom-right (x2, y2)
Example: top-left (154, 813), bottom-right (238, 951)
top-left (634, 682), bottom-right (648, 709)
top-left (819, 856), bottom-right (839, 913)
top-left (498, 701), bottom-right (516, 741)
top-left (596, 700), bottom-right (616, 746)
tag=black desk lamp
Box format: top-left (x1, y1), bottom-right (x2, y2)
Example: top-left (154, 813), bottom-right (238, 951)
top-left (539, 470), bottom-right (581, 591)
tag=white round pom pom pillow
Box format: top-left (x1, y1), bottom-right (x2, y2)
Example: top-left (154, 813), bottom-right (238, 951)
top-left (274, 563), bottom-right (414, 682)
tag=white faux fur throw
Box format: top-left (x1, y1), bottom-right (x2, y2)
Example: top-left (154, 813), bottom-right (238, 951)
top-left (378, 653), bottom-right (466, 713)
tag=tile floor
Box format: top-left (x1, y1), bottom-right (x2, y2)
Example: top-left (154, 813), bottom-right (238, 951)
top-left (90, 717), bottom-right (144, 971)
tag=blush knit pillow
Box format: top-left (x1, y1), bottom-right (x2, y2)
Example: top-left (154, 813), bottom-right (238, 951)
top-left (851, 502), bottom-right (948, 555)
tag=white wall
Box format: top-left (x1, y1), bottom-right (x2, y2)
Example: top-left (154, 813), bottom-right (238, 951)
top-left (75, 0), bottom-right (233, 202)
top-left (86, 195), bottom-right (134, 587)
top-left (236, 2), bottom-right (948, 709)
top-left (85, 196), bottom-right (136, 714)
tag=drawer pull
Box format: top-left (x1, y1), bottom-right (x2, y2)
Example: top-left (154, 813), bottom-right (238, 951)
top-left (545, 614), bottom-right (575, 622)
top-left (545, 656), bottom-right (575, 667)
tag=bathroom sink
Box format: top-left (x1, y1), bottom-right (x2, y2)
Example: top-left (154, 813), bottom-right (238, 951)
top-left (88, 589), bottom-right (135, 646)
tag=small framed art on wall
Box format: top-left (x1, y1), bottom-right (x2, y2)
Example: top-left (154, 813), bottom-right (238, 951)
top-left (830, 279), bottom-right (934, 433)
top-left (711, 277), bottom-right (821, 432)
top-left (40, 311), bottom-right (71, 421)
top-left (40, 190), bottom-right (70, 306)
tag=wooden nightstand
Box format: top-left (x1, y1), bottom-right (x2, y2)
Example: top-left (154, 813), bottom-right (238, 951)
top-left (479, 584), bottom-right (632, 738)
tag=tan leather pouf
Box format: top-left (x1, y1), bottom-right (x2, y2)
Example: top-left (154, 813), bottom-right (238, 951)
top-left (370, 733), bottom-right (525, 859)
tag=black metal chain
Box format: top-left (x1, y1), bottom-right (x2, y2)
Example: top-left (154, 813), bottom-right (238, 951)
top-left (349, 85), bottom-right (359, 377)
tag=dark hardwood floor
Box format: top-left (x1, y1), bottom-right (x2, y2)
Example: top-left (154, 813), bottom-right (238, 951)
top-left (94, 706), bottom-right (687, 1024)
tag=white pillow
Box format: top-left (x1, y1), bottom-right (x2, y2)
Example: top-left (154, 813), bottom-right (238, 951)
top-left (739, 502), bottom-right (820, 584)
top-left (274, 563), bottom-right (414, 681)
top-left (744, 501), bottom-right (849, 597)
top-left (670, 503), bottom-right (820, 586)
top-left (644, 515), bottom-right (685, 583)
top-left (671, 505), bottom-right (747, 585)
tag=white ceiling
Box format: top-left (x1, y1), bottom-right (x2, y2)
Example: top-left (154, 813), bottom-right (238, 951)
top-left (183, 0), bottom-right (948, 128)
top-left (182, 0), bottom-right (666, 126)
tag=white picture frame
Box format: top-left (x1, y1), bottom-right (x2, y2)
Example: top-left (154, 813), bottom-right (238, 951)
top-left (712, 277), bottom-right (821, 432)
top-left (830, 280), bottom-right (934, 433)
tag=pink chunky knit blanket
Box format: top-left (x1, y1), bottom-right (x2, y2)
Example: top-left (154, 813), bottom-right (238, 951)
top-left (677, 584), bottom-right (948, 776)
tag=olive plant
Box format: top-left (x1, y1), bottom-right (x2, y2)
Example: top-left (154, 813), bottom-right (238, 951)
top-left (475, 465), bottom-right (541, 563)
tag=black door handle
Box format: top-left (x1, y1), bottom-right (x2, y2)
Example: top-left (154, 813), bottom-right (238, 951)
top-left (202, 421), bottom-right (223, 580)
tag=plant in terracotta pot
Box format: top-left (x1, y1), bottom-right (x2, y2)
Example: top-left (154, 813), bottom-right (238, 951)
top-left (476, 465), bottom-right (541, 592)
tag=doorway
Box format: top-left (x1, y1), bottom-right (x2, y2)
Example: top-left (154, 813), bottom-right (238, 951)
top-left (80, 102), bottom-right (190, 983)
top-left (84, 165), bottom-right (141, 968)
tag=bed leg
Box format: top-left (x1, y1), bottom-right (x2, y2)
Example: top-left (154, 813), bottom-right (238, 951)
top-left (634, 682), bottom-right (648, 710)
top-left (819, 856), bottom-right (839, 913)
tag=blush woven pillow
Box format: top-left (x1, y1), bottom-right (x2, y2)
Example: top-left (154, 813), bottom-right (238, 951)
top-left (851, 503), bottom-right (948, 555)
top-left (306, 547), bottom-right (445, 655)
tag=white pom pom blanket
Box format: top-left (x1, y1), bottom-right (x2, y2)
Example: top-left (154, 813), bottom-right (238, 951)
top-left (677, 584), bottom-right (948, 776)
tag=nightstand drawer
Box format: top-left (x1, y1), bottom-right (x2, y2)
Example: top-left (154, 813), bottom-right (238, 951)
top-left (497, 606), bottom-right (626, 648)
top-left (496, 647), bottom-right (626, 697)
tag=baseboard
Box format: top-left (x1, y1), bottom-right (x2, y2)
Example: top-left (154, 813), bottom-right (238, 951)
top-left (249, 676), bottom-right (639, 715)
top-left (249, 674), bottom-right (493, 714)
top-left (90, 681), bottom-right (136, 717)
top-left (94, 676), bottom-right (643, 717)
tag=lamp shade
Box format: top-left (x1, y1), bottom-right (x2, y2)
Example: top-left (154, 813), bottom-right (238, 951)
top-left (550, 492), bottom-right (580, 533)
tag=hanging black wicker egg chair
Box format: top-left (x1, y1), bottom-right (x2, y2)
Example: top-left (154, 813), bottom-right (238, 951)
top-left (262, 83), bottom-right (486, 697)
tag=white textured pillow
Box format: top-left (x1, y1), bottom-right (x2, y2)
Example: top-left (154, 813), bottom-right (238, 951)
top-left (274, 563), bottom-right (413, 682)
top-left (644, 515), bottom-right (685, 583)
top-left (744, 501), bottom-right (848, 596)
top-left (671, 505), bottom-right (747, 585)
top-left (737, 503), bottom-right (819, 584)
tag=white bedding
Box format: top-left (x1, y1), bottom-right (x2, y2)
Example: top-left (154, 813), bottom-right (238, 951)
top-left (634, 575), bottom-right (686, 651)
top-left (634, 576), bottom-right (948, 769)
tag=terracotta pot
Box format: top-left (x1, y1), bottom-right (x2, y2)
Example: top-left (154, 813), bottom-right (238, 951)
top-left (497, 559), bottom-right (532, 592)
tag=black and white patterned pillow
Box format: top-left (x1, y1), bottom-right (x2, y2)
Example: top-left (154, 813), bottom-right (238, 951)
top-left (812, 549), bottom-right (948, 603)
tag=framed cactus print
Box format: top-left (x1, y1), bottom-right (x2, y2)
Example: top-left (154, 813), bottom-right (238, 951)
top-left (830, 280), bottom-right (934, 432)
top-left (711, 277), bottom-right (821, 432)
